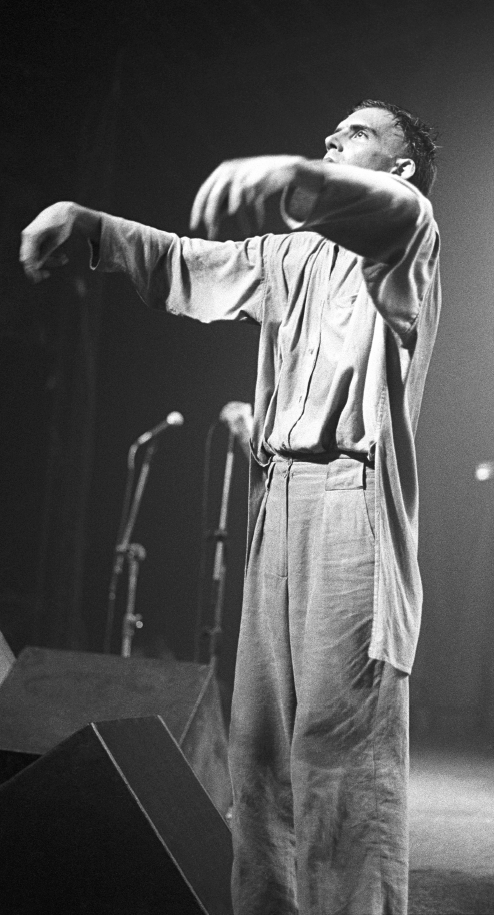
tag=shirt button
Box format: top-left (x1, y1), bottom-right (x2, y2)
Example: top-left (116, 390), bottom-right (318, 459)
top-left (298, 395), bottom-right (303, 403)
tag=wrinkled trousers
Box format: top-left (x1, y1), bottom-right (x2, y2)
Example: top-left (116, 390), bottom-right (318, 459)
top-left (229, 456), bottom-right (409, 915)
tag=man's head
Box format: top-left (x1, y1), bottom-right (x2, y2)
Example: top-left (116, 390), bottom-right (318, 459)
top-left (324, 100), bottom-right (437, 196)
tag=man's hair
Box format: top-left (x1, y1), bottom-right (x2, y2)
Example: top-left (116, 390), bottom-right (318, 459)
top-left (349, 99), bottom-right (438, 196)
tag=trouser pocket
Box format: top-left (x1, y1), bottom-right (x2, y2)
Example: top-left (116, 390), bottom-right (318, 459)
top-left (324, 458), bottom-right (375, 545)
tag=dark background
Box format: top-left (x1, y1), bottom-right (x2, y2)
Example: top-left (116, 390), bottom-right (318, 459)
top-left (2, 0), bottom-right (494, 736)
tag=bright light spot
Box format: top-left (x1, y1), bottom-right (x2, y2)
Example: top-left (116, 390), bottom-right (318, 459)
top-left (475, 461), bottom-right (494, 481)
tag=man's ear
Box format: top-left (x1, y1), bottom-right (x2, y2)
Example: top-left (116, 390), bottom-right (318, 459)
top-left (391, 157), bottom-right (416, 181)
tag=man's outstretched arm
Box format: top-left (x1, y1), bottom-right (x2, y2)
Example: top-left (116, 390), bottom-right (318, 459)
top-left (19, 203), bottom-right (266, 325)
top-left (190, 154), bottom-right (439, 343)
top-left (20, 202), bottom-right (102, 283)
top-left (190, 155), bottom-right (433, 264)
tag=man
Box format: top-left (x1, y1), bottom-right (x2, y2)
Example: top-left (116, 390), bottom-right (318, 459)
top-left (20, 100), bottom-right (440, 915)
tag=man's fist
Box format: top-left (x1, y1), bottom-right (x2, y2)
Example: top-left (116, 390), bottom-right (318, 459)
top-left (190, 155), bottom-right (307, 239)
top-left (20, 202), bottom-right (102, 283)
top-left (20, 202), bottom-right (79, 283)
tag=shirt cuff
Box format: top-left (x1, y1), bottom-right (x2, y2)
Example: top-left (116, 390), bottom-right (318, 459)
top-left (89, 237), bottom-right (100, 269)
top-left (89, 213), bottom-right (114, 270)
top-left (88, 212), bottom-right (126, 271)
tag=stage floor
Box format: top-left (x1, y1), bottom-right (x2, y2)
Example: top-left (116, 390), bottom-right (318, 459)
top-left (409, 741), bottom-right (494, 914)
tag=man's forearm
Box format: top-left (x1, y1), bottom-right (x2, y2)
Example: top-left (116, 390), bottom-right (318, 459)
top-left (283, 161), bottom-right (430, 265)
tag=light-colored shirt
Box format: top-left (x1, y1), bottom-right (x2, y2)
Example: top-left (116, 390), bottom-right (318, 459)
top-left (263, 240), bottom-right (382, 456)
top-left (93, 163), bottom-right (441, 673)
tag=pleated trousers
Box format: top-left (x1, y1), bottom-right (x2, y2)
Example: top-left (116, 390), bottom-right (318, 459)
top-left (229, 455), bottom-right (409, 915)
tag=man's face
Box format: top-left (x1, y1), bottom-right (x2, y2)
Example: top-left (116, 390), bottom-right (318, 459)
top-left (324, 107), bottom-right (407, 173)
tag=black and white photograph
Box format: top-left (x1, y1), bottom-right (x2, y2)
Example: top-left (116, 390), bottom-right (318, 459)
top-left (0, 1), bottom-right (493, 913)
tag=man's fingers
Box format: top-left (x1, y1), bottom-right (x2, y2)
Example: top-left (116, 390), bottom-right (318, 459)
top-left (19, 232), bottom-right (40, 271)
top-left (190, 161), bottom-right (242, 234)
top-left (189, 187), bottom-right (206, 231)
top-left (22, 263), bottom-right (49, 284)
top-left (202, 179), bottom-right (231, 239)
top-left (227, 174), bottom-right (247, 217)
top-left (190, 167), bottom-right (223, 230)
top-left (20, 233), bottom-right (69, 283)
top-left (46, 252), bottom-right (69, 268)
top-left (20, 241), bottom-right (44, 282)
top-left (20, 228), bottom-right (50, 270)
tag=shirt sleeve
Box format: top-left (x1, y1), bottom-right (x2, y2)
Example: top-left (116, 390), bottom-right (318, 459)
top-left (281, 165), bottom-right (440, 342)
top-left (91, 213), bottom-right (266, 324)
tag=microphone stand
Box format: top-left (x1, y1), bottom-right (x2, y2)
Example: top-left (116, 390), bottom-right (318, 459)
top-left (195, 404), bottom-right (252, 667)
top-left (105, 411), bottom-right (184, 656)
top-left (104, 440), bottom-right (156, 655)
top-left (121, 542), bottom-right (146, 657)
top-left (208, 429), bottom-right (236, 671)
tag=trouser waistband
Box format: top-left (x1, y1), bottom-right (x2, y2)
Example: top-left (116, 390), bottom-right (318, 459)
top-left (271, 450), bottom-right (374, 468)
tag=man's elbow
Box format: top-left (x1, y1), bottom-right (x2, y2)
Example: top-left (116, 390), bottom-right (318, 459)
top-left (402, 183), bottom-right (435, 235)
top-left (385, 188), bottom-right (434, 264)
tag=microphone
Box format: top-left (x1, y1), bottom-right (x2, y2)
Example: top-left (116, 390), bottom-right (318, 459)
top-left (219, 401), bottom-right (253, 459)
top-left (133, 411), bottom-right (184, 449)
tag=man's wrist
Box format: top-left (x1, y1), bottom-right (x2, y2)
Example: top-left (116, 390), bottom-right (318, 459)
top-left (294, 160), bottom-right (327, 194)
top-left (283, 161), bottom-right (326, 225)
top-left (73, 204), bottom-right (102, 246)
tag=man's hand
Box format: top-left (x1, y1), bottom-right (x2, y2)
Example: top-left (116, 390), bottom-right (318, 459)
top-left (20, 202), bottom-right (101, 283)
top-left (190, 155), bottom-right (312, 239)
